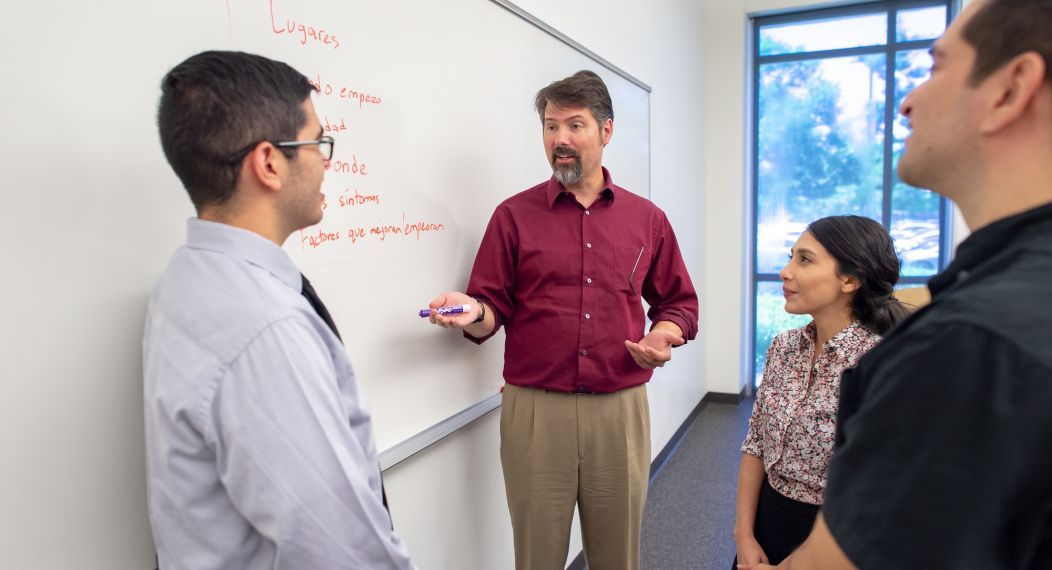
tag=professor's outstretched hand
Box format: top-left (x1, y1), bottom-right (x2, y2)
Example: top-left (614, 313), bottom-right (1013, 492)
top-left (624, 328), bottom-right (684, 369)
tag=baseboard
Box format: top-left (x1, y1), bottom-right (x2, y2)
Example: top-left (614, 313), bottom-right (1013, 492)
top-left (702, 385), bottom-right (748, 405)
top-left (566, 388), bottom-right (746, 569)
top-left (648, 397), bottom-right (708, 483)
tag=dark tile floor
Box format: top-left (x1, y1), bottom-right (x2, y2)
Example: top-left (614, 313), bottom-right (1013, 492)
top-left (640, 398), bottom-right (752, 570)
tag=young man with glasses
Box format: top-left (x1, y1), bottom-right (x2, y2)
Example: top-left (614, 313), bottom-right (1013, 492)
top-left (144, 50), bottom-right (415, 569)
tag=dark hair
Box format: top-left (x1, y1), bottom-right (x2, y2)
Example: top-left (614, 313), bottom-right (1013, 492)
top-left (962, 0), bottom-right (1052, 86)
top-left (157, 50), bottom-right (315, 210)
top-left (534, 70), bottom-right (613, 126)
top-left (806, 215), bottom-right (910, 335)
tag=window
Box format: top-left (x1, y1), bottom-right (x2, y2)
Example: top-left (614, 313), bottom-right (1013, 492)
top-left (751, 1), bottom-right (952, 386)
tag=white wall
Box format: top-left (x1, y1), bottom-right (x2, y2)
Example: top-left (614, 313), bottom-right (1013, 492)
top-left (701, 0), bottom-right (852, 398)
top-left (701, 0), bottom-right (750, 396)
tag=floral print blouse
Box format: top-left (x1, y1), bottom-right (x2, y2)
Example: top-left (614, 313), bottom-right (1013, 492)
top-left (741, 321), bottom-right (881, 505)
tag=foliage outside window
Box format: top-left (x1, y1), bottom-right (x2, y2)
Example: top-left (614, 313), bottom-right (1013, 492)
top-left (752, 2), bottom-right (952, 385)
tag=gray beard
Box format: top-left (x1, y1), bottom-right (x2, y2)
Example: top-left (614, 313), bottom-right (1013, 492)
top-left (553, 161), bottom-right (582, 186)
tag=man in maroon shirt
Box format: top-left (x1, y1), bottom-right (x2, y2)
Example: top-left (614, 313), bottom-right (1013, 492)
top-left (426, 70), bottom-right (698, 570)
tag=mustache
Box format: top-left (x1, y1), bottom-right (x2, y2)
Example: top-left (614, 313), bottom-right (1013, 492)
top-left (552, 145), bottom-right (580, 161)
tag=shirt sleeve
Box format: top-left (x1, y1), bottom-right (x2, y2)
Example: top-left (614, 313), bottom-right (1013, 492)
top-left (741, 338), bottom-right (779, 457)
top-left (642, 210), bottom-right (699, 341)
top-left (207, 316), bottom-right (415, 570)
top-left (464, 205), bottom-right (518, 344)
top-left (823, 322), bottom-right (1052, 569)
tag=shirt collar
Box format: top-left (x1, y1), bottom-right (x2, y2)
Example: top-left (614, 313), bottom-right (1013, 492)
top-left (798, 320), bottom-right (866, 353)
top-left (184, 218), bottom-right (302, 293)
top-left (929, 200), bottom-right (1052, 296)
top-left (826, 321), bottom-right (866, 352)
top-left (545, 166), bottom-right (616, 208)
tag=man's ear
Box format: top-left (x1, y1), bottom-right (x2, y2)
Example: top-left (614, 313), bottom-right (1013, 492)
top-left (980, 52), bottom-right (1047, 135)
top-left (243, 142), bottom-right (286, 193)
top-left (601, 118), bottom-right (613, 147)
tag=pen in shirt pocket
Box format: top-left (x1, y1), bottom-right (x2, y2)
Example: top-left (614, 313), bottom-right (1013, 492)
top-left (629, 246), bottom-right (645, 295)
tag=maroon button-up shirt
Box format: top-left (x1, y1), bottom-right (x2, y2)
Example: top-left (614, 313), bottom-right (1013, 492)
top-left (465, 168), bottom-right (698, 393)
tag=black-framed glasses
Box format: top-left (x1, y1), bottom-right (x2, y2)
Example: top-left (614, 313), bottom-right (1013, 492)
top-left (226, 135), bottom-right (335, 164)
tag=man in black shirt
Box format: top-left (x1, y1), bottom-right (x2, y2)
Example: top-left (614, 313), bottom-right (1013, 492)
top-left (742, 0), bottom-right (1052, 568)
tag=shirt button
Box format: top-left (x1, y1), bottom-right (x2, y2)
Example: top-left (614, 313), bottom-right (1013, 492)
top-left (584, 211), bottom-right (591, 216)
top-left (584, 313), bottom-right (591, 319)
top-left (579, 349), bottom-right (588, 356)
top-left (586, 243), bottom-right (592, 249)
top-left (586, 277), bottom-right (592, 284)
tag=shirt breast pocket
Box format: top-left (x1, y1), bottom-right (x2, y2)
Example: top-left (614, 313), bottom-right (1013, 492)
top-left (614, 245), bottom-right (648, 297)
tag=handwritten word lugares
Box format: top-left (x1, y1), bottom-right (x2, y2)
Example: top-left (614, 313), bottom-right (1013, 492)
top-left (270, 0), bottom-right (339, 49)
top-left (309, 74), bottom-right (382, 108)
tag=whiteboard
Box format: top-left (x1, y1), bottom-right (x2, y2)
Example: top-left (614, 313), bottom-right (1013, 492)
top-left (2, 0), bottom-right (649, 459)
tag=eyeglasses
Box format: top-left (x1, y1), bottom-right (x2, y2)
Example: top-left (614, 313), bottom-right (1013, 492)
top-left (227, 135), bottom-right (335, 164)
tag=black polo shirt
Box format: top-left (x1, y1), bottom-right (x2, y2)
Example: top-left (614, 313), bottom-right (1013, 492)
top-left (823, 201), bottom-right (1052, 569)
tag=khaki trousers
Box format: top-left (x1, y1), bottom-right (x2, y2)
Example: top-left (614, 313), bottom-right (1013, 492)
top-left (500, 383), bottom-right (651, 570)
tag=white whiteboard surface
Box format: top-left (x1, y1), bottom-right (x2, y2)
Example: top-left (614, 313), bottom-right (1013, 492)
top-left (1, 0), bottom-right (648, 565)
top-left (233, 0), bottom-right (652, 450)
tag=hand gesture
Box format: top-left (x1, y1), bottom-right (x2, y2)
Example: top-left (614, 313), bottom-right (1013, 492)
top-left (425, 292), bottom-right (480, 329)
top-left (624, 328), bottom-right (685, 369)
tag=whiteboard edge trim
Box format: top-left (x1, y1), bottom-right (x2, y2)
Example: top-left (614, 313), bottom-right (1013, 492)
top-left (379, 393), bottom-right (502, 471)
top-left (489, 0), bottom-right (653, 93)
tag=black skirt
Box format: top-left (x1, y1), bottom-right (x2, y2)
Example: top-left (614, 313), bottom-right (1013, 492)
top-left (732, 479), bottom-right (820, 568)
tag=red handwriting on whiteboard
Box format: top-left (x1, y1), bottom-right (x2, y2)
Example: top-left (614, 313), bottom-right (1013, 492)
top-left (300, 227), bottom-right (342, 250)
top-left (347, 226), bottom-right (366, 244)
top-left (338, 189), bottom-right (381, 208)
top-left (323, 116), bottom-right (349, 133)
top-left (367, 215), bottom-right (447, 242)
top-left (270, 0), bottom-right (340, 49)
top-left (403, 217), bottom-right (446, 240)
top-left (370, 223), bottom-right (402, 241)
top-left (309, 74), bottom-right (383, 108)
top-left (326, 155), bottom-right (368, 176)
top-left (298, 215), bottom-right (447, 250)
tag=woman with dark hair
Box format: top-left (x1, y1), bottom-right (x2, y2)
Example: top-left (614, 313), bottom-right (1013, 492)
top-left (732, 215), bottom-right (910, 568)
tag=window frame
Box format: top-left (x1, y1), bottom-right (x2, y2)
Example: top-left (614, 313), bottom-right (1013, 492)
top-left (748, 0), bottom-right (955, 390)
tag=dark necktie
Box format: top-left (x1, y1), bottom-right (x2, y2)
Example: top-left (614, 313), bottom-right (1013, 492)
top-left (300, 274), bottom-right (343, 341)
top-left (300, 274), bottom-right (391, 519)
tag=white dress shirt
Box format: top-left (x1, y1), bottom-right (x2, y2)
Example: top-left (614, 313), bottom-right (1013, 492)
top-left (143, 219), bottom-right (414, 569)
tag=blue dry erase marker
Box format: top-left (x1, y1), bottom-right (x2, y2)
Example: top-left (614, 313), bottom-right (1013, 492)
top-left (419, 304), bottom-right (471, 318)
